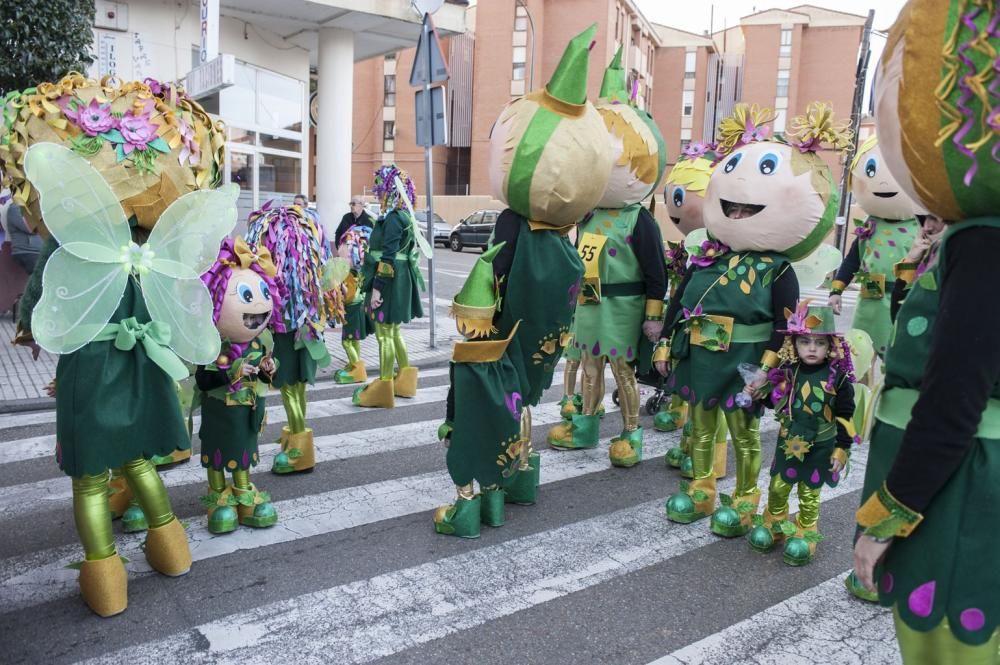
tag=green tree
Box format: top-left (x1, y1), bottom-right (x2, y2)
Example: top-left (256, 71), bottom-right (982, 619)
top-left (0, 0), bottom-right (96, 95)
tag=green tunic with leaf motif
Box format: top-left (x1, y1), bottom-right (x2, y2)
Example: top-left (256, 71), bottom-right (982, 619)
top-left (363, 209), bottom-right (424, 325)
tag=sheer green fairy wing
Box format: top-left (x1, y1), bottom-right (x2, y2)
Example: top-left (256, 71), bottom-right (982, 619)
top-left (22, 143), bottom-right (130, 255)
top-left (146, 184), bottom-right (239, 278)
top-left (141, 272), bottom-right (221, 365)
top-left (31, 249), bottom-right (129, 354)
top-left (790, 244), bottom-right (842, 291)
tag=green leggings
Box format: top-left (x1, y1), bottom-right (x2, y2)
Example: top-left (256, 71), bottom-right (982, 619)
top-left (342, 338), bottom-right (362, 369)
top-left (207, 468), bottom-right (253, 492)
top-left (894, 609), bottom-right (1000, 665)
top-left (281, 383), bottom-right (307, 434)
top-left (766, 474), bottom-right (821, 528)
top-left (73, 458), bottom-right (174, 560)
top-left (374, 322), bottom-right (409, 381)
top-left (690, 404), bottom-right (761, 498)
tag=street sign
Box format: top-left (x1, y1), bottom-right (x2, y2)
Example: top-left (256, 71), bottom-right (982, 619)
top-left (409, 13), bottom-right (450, 87)
top-left (415, 87), bottom-right (448, 147)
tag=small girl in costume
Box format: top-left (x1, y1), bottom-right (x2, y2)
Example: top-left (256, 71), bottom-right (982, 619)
top-left (334, 224), bottom-right (374, 384)
top-left (245, 203), bottom-right (335, 474)
top-left (354, 165), bottom-right (425, 408)
top-left (197, 238), bottom-right (281, 534)
top-left (746, 301), bottom-right (856, 566)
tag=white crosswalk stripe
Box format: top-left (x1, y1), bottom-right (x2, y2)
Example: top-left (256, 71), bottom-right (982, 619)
top-left (0, 369), bottom-right (903, 665)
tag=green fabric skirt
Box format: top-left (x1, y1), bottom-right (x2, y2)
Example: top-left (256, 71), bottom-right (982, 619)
top-left (853, 295), bottom-right (893, 358)
top-left (342, 301), bottom-right (373, 342)
top-left (446, 358), bottom-right (524, 488)
top-left (271, 331), bottom-right (320, 387)
top-left (198, 394), bottom-right (266, 471)
top-left (868, 421), bottom-right (1000, 645)
top-left (770, 436), bottom-right (842, 489)
top-left (54, 285), bottom-right (189, 478)
top-left (573, 294), bottom-right (644, 364)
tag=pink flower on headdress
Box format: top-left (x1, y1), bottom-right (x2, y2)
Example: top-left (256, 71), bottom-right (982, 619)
top-left (784, 299), bottom-right (813, 335)
top-left (176, 117), bottom-right (201, 166)
top-left (682, 303), bottom-right (704, 321)
top-left (741, 119), bottom-right (769, 147)
top-left (689, 238), bottom-right (730, 267)
top-left (65, 97), bottom-right (116, 137)
top-left (118, 110), bottom-right (159, 155)
top-left (683, 142), bottom-right (715, 160)
top-left (854, 219), bottom-right (875, 240)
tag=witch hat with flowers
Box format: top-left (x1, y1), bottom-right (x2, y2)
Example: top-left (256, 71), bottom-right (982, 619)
top-left (450, 242), bottom-right (506, 339)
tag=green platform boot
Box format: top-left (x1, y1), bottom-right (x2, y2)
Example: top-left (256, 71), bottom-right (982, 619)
top-left (203, 487), bottom-right (238, 535)
top-left (234, 484), bottom-right (278, 528)
top-left (746, 509), bottom-right (788, 553)
top-left (654, 404), bottom-right (687, 432)
top-left (547, 413), bottom-right (600, 450)
top-left (845, 570), bottom-right (880, 602)
top-left (783, 521), bottom-right (821, 566)
top-left (711, 492), bottom-right (759, 538)
top-left (559, 394), bottom-right (582, 420)
top-left (665, 478), bottom-right (715, 524)
top-left (609, 428), bottom-right (643, 467)
top-left (504, 464), bottom-right (538, 505)
top-left (480, 487), bottom-right (505, 527)
top-left (121, 498), bottom-right (149, 533)
top-left (433, 495), bottom-right (482, 539)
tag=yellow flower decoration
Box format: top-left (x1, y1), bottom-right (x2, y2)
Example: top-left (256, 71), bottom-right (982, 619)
top-left (782, 435), bottom-right (813, 462)
top-left (716, 103), bottom-right (777, 154)
top-left (788, 101), bottom-right (853, 152)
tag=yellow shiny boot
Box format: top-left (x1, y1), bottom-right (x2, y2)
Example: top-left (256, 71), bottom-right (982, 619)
top-left (394, 366), bottom-right (418, 398)
top-left (272, 429), bottom-right (316, 473)
top-left (353, 379), bottom-right (395, 408)
top-left (79, 554), bottom-right (128, 618)
top-left (144, 518), bottom-right (192, 577)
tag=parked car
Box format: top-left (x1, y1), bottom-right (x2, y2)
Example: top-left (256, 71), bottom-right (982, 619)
top-left (413, 210), bottom-right (451, 247)
top-left (450, 209), bottom-right (501, 252)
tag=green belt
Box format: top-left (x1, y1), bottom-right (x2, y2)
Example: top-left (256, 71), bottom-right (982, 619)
top-left (368, 248), bottom-right (424, 289)
top-left (368, 250), bottom-right (413, 263)
top-left (92, 317), bottom-right (190, 381)
top-left (731, 321), bottom-right (773, 343)
top-left (601, 282), bottom-right (645, 298)
top-left (876, 387), bottom-right (1000, 438)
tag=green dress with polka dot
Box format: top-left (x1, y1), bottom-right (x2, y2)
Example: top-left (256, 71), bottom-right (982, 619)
top-left (573, 204), bottom-right (648, 364)
top-left (852, 216), bottom-right (920, 356)
top-left (667, 250), bottom-right (791, 412)
top-left (861, 218), bottom-right (1000, 645)
top-left (771, 363), bottom-right (849, 488)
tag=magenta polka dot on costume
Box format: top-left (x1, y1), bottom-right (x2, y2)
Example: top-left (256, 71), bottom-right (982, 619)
top-left (908, 581), bottom-right (936, 618)
top-left (888, 240), bottom-right (897, 247)
top-left (873, 251), bottom-right (881, 259)
top-left (707, 397), bottom-right (718, 408)
top-left (626, 346), bottom-right (634, 359)
top-left (899, 226), bottom-right (909, 233)
top-left (960, 608), bottom-right (986, 632)
top-left (786, 468), bottom-right (798, 479)
top-left (810, 469), bottom-right (821, 484)
top-left (378, 311), bottom-right (385, 322)
top-left (241, 450), bottom-right (250, 467)
top-left (881, 573), bottom-right (894, 593)
top-left (625, 235), bottom-right (633, 244)
top-left (725, 395), bottom-right (735, 408)
top-left (214, 449), bottom-right (223, 468)
top-left (610, 348), bottom-right (618, 356)
top-left (681, 386), bottom-right (690, 396)
top-left (592, 341), bottom-right (601, 355)
top-left (608, 247), bottom-right (618, 257)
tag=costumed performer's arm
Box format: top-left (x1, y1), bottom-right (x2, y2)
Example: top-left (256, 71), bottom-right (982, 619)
top-left (761, 266), bottom-right (800, 369)
top-left (491, 210), bottom-right (522, 308)
top-left (372, 211), bottom-right (404, 294)
top-left (633, 208), bottom-right (668, 320)
top-left (14, 236), bottom-right (59, 345)
top-left (830, 238), bottom-right (861, 295)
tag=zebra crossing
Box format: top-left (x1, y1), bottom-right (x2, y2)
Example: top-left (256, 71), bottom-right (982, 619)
top-left (0, 362), bottom-right (902, 665)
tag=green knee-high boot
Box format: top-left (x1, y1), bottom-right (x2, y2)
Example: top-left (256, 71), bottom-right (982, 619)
top-left (273, 383), bottom-right (315, 474)
top-left (72, 472), bottom-right (128, 617)
top-left (354, 322), bottom-right (396, 408)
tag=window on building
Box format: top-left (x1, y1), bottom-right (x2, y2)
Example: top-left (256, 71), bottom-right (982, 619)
top-left (682, 90), bottom-right (694, 117)
top-left (780, 28), bottom-right (792, 56)
top-left (512, 62), bottom-right (525, 81)
top-left (384, 74), bottom-right (396, 107)
top-left (514, 6), bottom-right (527, 32)
top-left (776, 71), bottom-right (790, 98)
top-left (385, 53), bottom-right (396, 61)
top-left (684, 52), bottom-right (696, 79)
top-left (680, 139), bottom-right (691, 154)
top-left (512, 46), bottom-right (526, 64)
top-left (383, 120), bottom-right (395, 152)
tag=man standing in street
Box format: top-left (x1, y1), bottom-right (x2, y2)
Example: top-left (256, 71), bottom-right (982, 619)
top-left (335, 197), bottom-right (375, 249)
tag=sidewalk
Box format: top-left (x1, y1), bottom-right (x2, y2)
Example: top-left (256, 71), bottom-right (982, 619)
top-left (0, 311), bottom-right (460, 411)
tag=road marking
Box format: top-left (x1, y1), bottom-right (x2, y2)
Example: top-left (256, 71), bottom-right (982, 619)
top-left (78, 445), bottom-right (866, 665)
top-left (647, 571), bottom-right (899, 665)
top-left (0, 411), bottom-right (691, 613)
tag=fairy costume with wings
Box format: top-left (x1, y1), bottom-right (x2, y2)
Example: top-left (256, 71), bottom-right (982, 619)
top-left (5, 75), bottom-right (232, 618)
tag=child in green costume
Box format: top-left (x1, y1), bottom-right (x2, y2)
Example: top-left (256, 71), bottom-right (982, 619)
top-left (655, 102), bottom-right (852, 537)
top-left (246, 204), bottom-right (335, 474)
top-left (354, 165), bottom-right (425, 408)
top-left (851, 3), bottom-right (1000, 660)
top-left (334, 224), bottom-right (373, 384)
top-left (546, 47), bottom-right (668, 469)
top-left (6, 75), bottom-right (233, 616)
top-left (197, 238), bottom-right (281, 534)
top-left (745, 302), bottom-right (856, 564)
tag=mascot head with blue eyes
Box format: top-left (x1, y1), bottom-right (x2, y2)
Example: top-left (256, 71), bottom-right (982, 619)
top-left (703, 103), bottom-right (852, 261)
top-left (203, 237), bottom-right (282, 345)
top-left (664, 143), bottom-right (720, 236)
top-left (848, 134), bottom-right (921, 221)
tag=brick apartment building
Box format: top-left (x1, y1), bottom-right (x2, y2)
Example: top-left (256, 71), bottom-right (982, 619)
top-left (330, 2), bottom-right (865, 201)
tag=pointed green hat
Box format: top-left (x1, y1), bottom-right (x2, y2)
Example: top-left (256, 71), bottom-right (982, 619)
top-left (782, 303), bottom-right (838, 335)
top-left (600, 46), bottom-right (628, 103)
top-left (450, 241), bottom-right (506, 339)
top-left (546, 23), bottom-right (598, 105)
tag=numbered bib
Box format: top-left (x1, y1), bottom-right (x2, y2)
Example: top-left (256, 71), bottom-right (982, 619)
top-left (577, 232), bottom-right (608, 305)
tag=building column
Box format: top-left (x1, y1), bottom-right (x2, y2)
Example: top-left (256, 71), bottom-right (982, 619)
top-left (317, 27), bottom-right (354, 237)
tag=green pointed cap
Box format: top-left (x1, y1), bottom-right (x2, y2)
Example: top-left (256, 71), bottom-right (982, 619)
top-left (600, 46), bottom-right (628, 103)
top-left (451, 242), bottom-right (506, 338)
top-left (546, 23), bottom-right (598, 105)
top-left (784, 304), bottom-right (838, 335)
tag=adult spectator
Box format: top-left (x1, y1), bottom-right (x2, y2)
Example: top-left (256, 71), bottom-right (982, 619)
top-left (334, 197), bottom-right (375, 249)
top-left (293, 193), bottom-right (309, 208)
top-left (7, 203), bottom-right (41, 275)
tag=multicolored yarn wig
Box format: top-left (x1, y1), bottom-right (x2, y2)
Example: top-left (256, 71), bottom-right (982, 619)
top-left (245, 201), bottom-right (335, 343)
top-left (372, 164), bottom-right (416, 213)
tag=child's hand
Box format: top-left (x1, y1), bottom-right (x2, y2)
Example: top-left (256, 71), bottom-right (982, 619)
top-left (241, 363), bottom-right (259, 377)
top-left (259, 357), bottom-right (276, 375)
top-left (904, 233), bottom-right (931, 262)
top-left (45, 379), bottom-right (57, 398)
top-left (830, 452), bottom-right (847, 474)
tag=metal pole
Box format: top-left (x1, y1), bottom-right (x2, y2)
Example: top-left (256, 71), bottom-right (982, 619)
top-left (835, 9), bottom-right (875, 254)
top-left (423, 16), bottom-right (437, 348)
top-left (516, 0), bottom-right (536, 91)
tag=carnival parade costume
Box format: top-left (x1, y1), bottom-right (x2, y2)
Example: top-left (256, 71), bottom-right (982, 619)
top-left (4, 75), bottom-right (233, 616)
top-left (197, 238), bottom-right (281, 533)
top-left (851, 1), bottom-right (1000, 659)
top-left (245, 203), bottom-right (334, 474)
top-left (334, 224), bottom-right (373, 384)
top-left (353, 165), bottom-right (426, 409)
top-left (746, 303), bottom-right (857, 565)
top-left (658, 102), bottom-right (850, 537)
top-left (657, 144), bottom-right (730, 479)
top-left (546, 47), bottom-right (668, 469)
top-left (830, 135), bottom-right (921, 358)
top-left (433, 24), bottom-right (610, 537)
